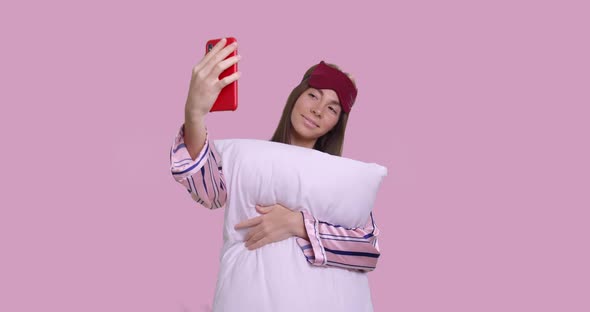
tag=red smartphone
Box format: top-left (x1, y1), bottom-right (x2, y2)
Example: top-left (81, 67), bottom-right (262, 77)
top-left (206, 37), bottom-right (238, 112)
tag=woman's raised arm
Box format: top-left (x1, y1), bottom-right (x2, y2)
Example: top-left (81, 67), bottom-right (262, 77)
top-left (170, 37), bottom-right (240, 209)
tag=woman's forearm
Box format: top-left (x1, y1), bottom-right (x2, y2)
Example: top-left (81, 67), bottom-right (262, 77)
top-left (184, 110), bottom-right (207, 161)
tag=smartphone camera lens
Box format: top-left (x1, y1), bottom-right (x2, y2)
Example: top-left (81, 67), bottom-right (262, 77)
top-left (207, 44), bottom-right (213, 52)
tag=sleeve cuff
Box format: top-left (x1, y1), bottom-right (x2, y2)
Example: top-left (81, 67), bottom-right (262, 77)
top-left (295, 210), bottom-right (326, 266)
top-left (170, 123), bottom-right (210, 182)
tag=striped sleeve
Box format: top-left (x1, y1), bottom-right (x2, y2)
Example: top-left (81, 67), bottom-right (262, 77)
top-left (169, 123), bottom-right (227, 210)
top-left (296, 210), bottom-right (381, 272)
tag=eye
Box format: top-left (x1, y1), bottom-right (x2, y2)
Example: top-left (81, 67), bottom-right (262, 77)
top-left (308, 93), bottom-right (317, 99)
top-left (329, 106), bottom-right (338, 114)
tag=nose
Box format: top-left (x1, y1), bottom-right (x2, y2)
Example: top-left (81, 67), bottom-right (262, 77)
top-left (311, 106), bottom-right (322, 118)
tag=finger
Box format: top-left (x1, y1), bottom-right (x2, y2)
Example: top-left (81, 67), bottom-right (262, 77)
top-left (209, 54), bottom-right (241, 81)
top-left (202, 40), bottom-right (238, 77)
top-left (244, 227), bottom-right (264, 243)
top-left (216, 71), bottom-right (241, 90)
top-left (247, 237), bottom-right (270, 250)
top-left (255, 205), bottom-right (268, 213)
top-left (204, 40), bottom-right (235, 70)
top-left (234, 216), bottom-right (262, 230)
top-left (194, 38), bottom-right (227, 72)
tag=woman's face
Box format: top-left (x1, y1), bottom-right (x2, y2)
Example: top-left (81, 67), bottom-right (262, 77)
top-left (290, 87), bottom-right (342, 148)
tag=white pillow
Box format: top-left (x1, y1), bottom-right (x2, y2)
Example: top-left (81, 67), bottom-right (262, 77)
top-left (210, 139), bottom-right (387, 312)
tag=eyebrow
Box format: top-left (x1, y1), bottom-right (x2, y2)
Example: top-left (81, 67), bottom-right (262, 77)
top-left (316, 89), bottom-right (341, 107)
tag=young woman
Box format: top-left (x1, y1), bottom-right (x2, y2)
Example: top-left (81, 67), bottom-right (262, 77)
top-left (170, 38), bottom-right (380, 272)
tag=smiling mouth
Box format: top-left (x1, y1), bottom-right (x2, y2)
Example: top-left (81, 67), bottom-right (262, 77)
top-left (302, 115), bottom-right (319, 128)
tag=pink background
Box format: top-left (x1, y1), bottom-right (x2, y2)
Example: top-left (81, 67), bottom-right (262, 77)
top-left (2, 0), bottom-right (589, 311)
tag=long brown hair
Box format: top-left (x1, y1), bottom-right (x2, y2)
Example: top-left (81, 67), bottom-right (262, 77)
top-left (270, 62), bottom-right (357, 156)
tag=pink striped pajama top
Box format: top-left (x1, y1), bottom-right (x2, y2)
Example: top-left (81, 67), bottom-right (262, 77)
top-left (170, 124), bottom-right (381, 272)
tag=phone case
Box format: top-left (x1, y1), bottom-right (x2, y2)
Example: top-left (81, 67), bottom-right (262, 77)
top-left (206, 37), bottom-right (238, 112)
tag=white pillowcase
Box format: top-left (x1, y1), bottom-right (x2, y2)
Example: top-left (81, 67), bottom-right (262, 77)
top-left (210, 139), bottom-right (387, 312)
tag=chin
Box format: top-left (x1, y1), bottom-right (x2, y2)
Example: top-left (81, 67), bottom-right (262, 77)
top-left (293, 124), bottom-right (319, 140)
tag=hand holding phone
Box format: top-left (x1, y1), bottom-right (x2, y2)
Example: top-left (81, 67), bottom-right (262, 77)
top-left (206, 37), bottom-right (239, 112)
top-left (185, 37), bottom-right (240, 118)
